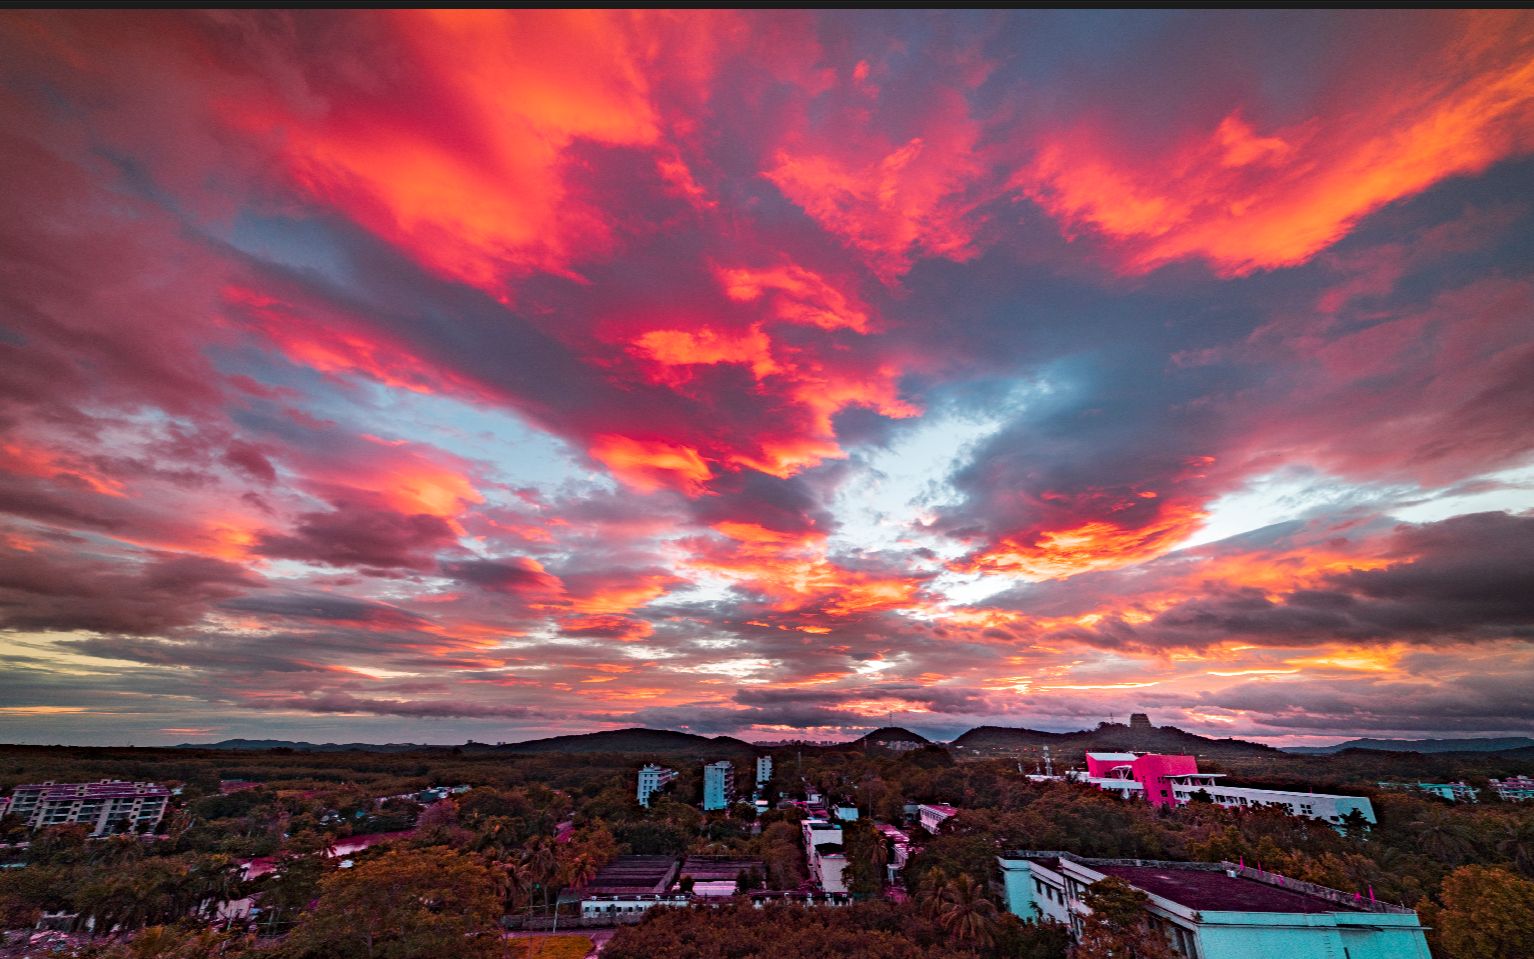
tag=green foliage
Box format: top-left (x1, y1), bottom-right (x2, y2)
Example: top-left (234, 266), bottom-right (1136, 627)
top-left (277, 847), bottom-right (507, 959)
top-left (1073, 878), bottom-right (1176, 959)
top-left (605, 900), bottom-right (1018, 959)
top-left (1432, 865), bottom-right (1534, 959)
top-left (507, 935), bottom-right (593, 959)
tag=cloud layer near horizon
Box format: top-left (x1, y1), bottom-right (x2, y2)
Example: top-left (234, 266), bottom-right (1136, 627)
top-left (2, 10), bottom-right (1533, 746)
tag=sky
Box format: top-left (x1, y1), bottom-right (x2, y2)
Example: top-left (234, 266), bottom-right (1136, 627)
top-left (2, 10), bottom-right (1533, 748)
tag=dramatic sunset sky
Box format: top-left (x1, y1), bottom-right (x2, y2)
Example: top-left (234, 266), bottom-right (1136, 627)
top-left (2, 11), bottom-right (1533, 747)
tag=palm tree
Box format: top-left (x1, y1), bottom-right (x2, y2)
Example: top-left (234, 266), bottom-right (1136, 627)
top-left (934, 874), bottom-right (1000, 948)
top-left (1408, 807), bottom-right (1478, 865)
top-left (1495, 815), bottom-right (1534, 875)
top-left (564, 852), bottom-right (598, 890)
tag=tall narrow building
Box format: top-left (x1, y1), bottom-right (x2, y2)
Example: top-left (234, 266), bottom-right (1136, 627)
top-left (702, 760), bottom-right (734, 811)
top-left (755, 754), bottom-right (773, 785)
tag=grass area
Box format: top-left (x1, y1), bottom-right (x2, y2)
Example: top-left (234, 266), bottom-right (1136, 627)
top-left (509, 934), bottom-right (594, 959)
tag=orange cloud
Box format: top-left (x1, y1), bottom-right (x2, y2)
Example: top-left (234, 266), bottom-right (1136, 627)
top-left (589, 434), bottom-right (713, 495)
top-left (1019, 15), bottom-right (1534, 274)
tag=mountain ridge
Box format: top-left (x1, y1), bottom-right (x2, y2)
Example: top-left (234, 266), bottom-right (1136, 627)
top-left (1281, 736), bottom-right (1534, 755)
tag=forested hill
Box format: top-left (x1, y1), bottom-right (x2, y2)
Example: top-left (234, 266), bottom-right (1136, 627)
top-left (174, 739), bottom-right (434, 753)
top-left (949, 722), bottom-right (1279, 759)
top-left (1283, 736), bottom-right (1534, 755)
top-left (495, 727), bottom-right (757, 755)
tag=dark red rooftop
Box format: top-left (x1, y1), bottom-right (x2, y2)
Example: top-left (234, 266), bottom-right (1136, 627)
top-left (1093, 864), bottom-right (1365, 915)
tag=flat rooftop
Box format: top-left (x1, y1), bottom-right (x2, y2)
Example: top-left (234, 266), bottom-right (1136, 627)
top-left (1093, 864), bottom-right (1365, 915)
top-left (584, 855), bottom-right (678, 895)
top-left (680, 856), bottom-right (763, 881)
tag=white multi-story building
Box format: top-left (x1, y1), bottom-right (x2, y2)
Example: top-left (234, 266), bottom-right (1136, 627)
top-left (1165, 778), bottom-right (1376, 828)
top-left (1079, 752), bottom-right (1375, 829)
top-left (755, 755), bottom-right (773, 785)
top-left (702, 761), bottom-right (734, 811)
top-left (637, 764), bottom-right (678, 808)
top-left (917, 803), bottom-right (957, 834)
top-left (1, 780), bottom-right (170, 837)
top-left (801, 818), bottom-right (848, 894)
top-left (999, 851), bottom-right (1431, 959)
top-left (1490, 776), bottom-right (1534, 801)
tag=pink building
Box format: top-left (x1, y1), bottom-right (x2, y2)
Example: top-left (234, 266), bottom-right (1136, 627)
top-left (1084, 752), bottom-right (1200, 807)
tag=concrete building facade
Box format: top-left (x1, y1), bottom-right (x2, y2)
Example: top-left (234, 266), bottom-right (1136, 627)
top-left (917, 802), bottom-right (957, 834)
top-left (999, 851), bottom-right (1431, 959)
top-left (1490, 776), bottom-right (1534, 801)
top-left (702, 761), bottom-right (734, 811)
top-left (637, 764), bottom-right (678, 808)
top-left (1, 780), bottom-right (170, 837)
top-left (801, 818), bottom-right (848, 894)
top-left (755, 755), bottom-right (773, 785)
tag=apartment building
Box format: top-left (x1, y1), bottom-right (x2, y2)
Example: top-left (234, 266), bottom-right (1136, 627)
top-left (637, 763), bottom-right (677, 808)
top-left (1, 780), bottom-right (170, 837)
top-left (917, 802), bottom-right (957, 834)
top-left (1490, 776), bottom-right (1534, 801)
top-left (755, 755), bottom-right (773, 785)
top-left (801, 818), bottom-right (848, 894)
top-left (702, 760), bottom-right (734, 811)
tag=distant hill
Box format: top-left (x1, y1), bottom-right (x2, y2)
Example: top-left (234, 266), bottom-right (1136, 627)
top-left (850, 727), bottom-right (933, 750)
top-left (950, 722), bottom-right (1278, 760)
top-left (175, 739), bottom-right (431, 753)
top-left (1282, 736), bottom-right (1534, 755)
top-left (495, 727), bottom-right (757, 755)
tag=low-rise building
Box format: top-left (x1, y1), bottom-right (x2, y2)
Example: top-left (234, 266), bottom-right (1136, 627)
top-left (581, 893), bottom-right (690, 924)
top-left (637, 764), bottom-right (678, 808)
top-left (1081, 753), bottom-right (1376, 828)
top-left (802, 818), bottom-right (848, 894)
top-left (1490, 776), bottom-right (1534, 802)
top-left (1378, 781), bottom-right (1479, 802)
top-left (917, 803), bottom-right (957, 834)
top-left (874, 823), bottom-right (910, 884)
top-left (1, 781), bottom-right (170, 837)
top-left (999, 851), bottom-right (1431, 959)
top-left (703, 761), bottom-right (735, 811)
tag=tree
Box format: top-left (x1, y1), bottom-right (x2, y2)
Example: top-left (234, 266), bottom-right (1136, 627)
top-left (81, 925), bottom-right (253, 958)
top-left (1434, 865), bottom-right (1534, 959)
top-left (930, 874), bottom-right (1000, 948)
top-left (1073, 878), bottom-right (1176, 959)
top-left (280, 847), bottom-right (506, 959)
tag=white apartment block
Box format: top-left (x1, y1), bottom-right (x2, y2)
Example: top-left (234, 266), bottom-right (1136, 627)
top-left (1000, 851), bottom-right (1430, 959)
top-left (755, 755), bottom-right (773, 785)
top-left (802, 818), bottom-right (848, 894)
top-left (1490, 776), bottom-right (1534, 801)
top-left (702, 761), bottom-right (734, 811)
top-left (637, 764), bottom-right (677, 808)
top-left (1166, 776), bottom-right (1377, 828)
top-left (2, 780), bottom-right (170, 837)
